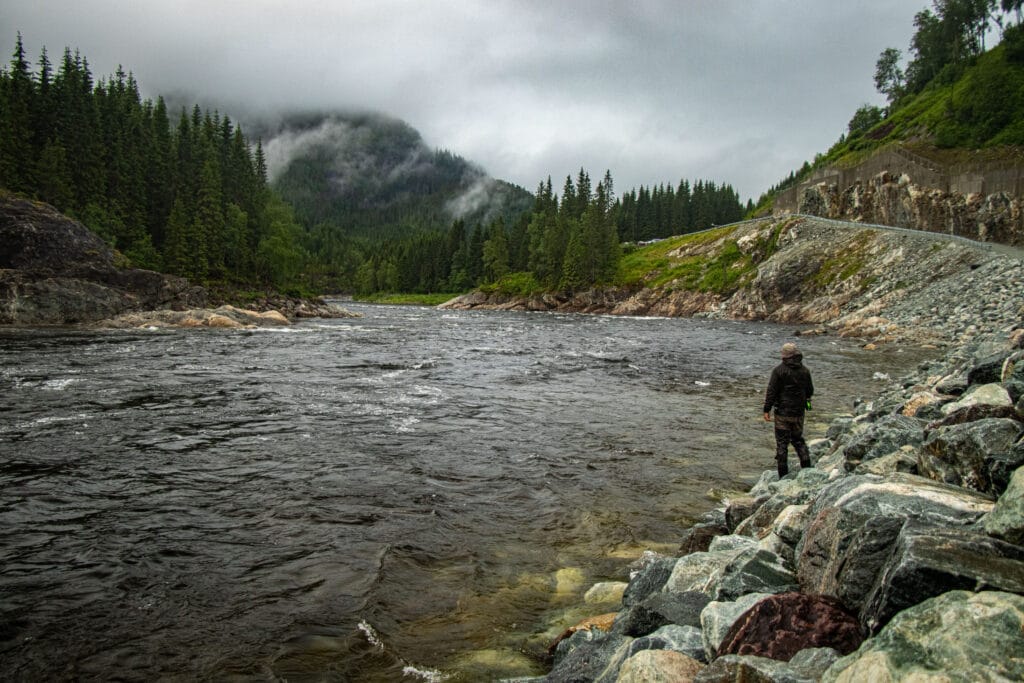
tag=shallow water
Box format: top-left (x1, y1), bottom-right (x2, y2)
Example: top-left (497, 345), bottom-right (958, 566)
top-left (0, 303), bottom-right (932, 680)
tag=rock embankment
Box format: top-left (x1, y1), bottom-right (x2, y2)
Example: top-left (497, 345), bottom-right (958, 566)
top-left (798, 170), bottom-right (1024, 247)
top-left (507, 326), bottom-right (1024, 682)
top-left (442, 216), bottom-right (1024, 347)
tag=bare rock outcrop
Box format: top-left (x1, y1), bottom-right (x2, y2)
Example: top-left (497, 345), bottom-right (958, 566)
top-left (0, 195), bottom-right (204, 324)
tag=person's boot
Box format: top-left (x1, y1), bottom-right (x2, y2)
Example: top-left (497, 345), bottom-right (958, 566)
top-left (796, 442), bottom-right (811, 469)
top-left (777, 459), bottom-right (789, 479)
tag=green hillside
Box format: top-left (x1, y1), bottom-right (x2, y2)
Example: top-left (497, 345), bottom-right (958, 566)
top-left (258, 112), bottom-right (533, 240)
top-left (759, 5), bottom-right (1024, 209)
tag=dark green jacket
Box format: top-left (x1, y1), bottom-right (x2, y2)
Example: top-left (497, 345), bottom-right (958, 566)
top-left (763, 354), bottom-right (814, 417)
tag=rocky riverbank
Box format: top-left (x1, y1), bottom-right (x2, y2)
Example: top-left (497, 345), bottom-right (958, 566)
top-left (442, 216), bottom-right (1024, 348)
top-left (505, 331), bottom-right (1024, 681)
top-left (0, 195), bottom-right (359, 326)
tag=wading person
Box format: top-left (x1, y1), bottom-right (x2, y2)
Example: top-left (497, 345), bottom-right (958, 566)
top-left (763, 342), bottom-right (814, 478)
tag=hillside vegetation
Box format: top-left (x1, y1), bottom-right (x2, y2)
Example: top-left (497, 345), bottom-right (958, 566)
top-left (760, 2), bottom-right (1024, 210)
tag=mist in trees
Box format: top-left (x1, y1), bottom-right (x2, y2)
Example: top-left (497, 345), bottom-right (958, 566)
top-left (0, 34), bottom-right (305, 290)
top-left (1, 35), bottom-right (745, 299)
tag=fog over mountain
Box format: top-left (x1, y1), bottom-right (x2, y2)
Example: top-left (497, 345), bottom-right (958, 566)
top-left (7, 2), bottom-right (923, 200)
top-left (255, 111), bottom-right (532, 237)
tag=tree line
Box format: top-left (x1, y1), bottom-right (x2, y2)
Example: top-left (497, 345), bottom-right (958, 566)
top-left (353, 169), bottom-right (746, 295)
top-left (0, 33), bottom-right (306, 289)
top-left (0, 34), bottom-right (745, 298)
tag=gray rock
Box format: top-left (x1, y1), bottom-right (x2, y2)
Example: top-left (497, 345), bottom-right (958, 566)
top-left (547, 630), bottom-right (632, 683)
top-left (647, 624), bottom-right (706, 662)
top-left (707, 534), bottom-right (757, 554)
top-left (699, 592), bottom-right (770, 661)
top-left (622, 556), bottom-right (677, 607)
top-left (663, 549), bottom-right (742, 595)
top-left (710, 548), bottom-right (799, 602)
top-left (984, 465), bottom-right (1024, 545)
top-left (852, 447), bottom-right (918, 476)
top-left (772, 504), bottom-right (810, 546)
top-left (824, 591), bottom-right (1024, 682)
top-left (796, 474), bottom-right (994, 601)
top-left (788, 648), bottom-right (842, 679)
top-left (967, 351), bottom-right (1011, 385)
top-left (919, 417), bottom-right (1024, 496)
top-left (694, 654), bottom-right (817, 683)
top-left (724, 496), bottom-right (768, 533)
top-left (840, 415), bottom-right (924, 470)
top-left (613, 591), bottom-right (711, 637)
top-left (860, 520), bottom-right (1024, 633)
top-left (935, 372), bottom-right (968, 395)
top-left (940, 382), bottom-right (1013, 415)
top-left (831, 516), bottom-right (906, 614)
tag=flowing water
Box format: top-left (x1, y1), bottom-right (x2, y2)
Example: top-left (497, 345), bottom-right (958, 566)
top-left (0, 303), bottom-right (932, 681)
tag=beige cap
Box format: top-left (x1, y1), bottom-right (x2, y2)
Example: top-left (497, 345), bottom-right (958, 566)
top-left (781, 342), bottom-right (800, 358)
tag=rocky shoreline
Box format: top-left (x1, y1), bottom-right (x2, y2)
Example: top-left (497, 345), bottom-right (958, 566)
top-left (442, 216), bottom-right (1024, 349)
top-left (504, 330), bottom-right (1024, 680)
top-left (0, 195), bottom-right (359, 327)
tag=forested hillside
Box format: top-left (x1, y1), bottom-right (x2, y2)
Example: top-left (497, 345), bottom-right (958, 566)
top-left (0, 33), bottom-right (745, 299)
top-left (0, 34), bottom-right (310, 290)
top-left (758, 0), bottom-right (1024, 210)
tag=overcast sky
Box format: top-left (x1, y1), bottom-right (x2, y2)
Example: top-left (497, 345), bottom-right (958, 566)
top-left (6, 1), bottom-right (925, 201)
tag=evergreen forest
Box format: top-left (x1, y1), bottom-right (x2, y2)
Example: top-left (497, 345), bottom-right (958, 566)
top-left (0, 33), bottom-right (745, 299)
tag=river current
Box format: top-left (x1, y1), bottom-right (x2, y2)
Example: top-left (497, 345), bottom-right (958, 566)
top-left (0, 303), bottom-right (931, 681)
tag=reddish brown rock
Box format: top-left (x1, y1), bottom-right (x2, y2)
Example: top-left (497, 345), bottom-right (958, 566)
top-left (716, 592), bottom-right (864, 661)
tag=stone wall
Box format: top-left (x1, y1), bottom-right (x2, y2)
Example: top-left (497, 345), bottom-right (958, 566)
top-left (774, 147), bottom-right (1024, 245)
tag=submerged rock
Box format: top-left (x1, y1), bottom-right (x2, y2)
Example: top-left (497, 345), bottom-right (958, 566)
top-left (824, 591), bottom-right (1024, 682)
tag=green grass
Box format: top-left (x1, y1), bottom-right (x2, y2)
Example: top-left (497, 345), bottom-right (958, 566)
top-left (614, 222), bottom-right (785, 295)
top-left (810, 230), bottom-right (878, 288)
top-left (479, 271), bottom-right (545, 297)
top-left (355, 292), bottom-right (463, 306)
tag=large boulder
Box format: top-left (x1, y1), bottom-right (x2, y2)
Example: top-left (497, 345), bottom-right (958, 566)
top-left (0, 195), bottom-right (204, 323)
top-left (699, 593), bottom-right (771, 661)
top-left (613, 591), bottom-right (711, 638)
top-left (838, 415), bottom-right (924, 470)
top-left (918, 417), bottom-right (1024, 496)
top-left (695, 648), bottom-right (841, 683)
top-left (940, 382), bottom-right (1013, 416)
top-left (984, 465), bottom-right (1024, 544)
top-left (860, 520), bottom-right (1024, 633)
top-left (622, 556), bottom-right (677, 607)
top-left (708, 548), bottom-right (799, 601)
top-left (716, 592), bottom-right (863, 661)
top-left (795, 474), bottom-right (994, 605)
top-left (824, 591), bottom-right (1024, 682)
top-left (547, 628), bottom-right (631, 683)
top-left (663, 549), bottom-right (744, 595)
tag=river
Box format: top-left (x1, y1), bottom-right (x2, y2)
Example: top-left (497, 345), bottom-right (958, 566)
top-left (0, 302), bottom-right (932, 681)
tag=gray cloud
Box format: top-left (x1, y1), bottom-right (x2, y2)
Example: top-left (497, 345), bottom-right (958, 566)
top-left (8, 1), bottom-right (924, 200)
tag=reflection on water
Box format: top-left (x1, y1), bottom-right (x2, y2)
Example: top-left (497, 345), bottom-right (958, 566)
top-left (0, 304), bottom-right (932, 680)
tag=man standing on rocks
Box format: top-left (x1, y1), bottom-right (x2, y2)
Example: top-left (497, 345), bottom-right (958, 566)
top-left (763, 342), bottom-right (814, 478)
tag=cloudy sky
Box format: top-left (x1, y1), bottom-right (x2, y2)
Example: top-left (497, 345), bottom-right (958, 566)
top-left (7, 1), bottom-right (924, 201)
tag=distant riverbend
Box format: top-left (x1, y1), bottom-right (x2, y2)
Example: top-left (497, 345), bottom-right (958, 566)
top-left (0, 302), bottom-right (932, 680)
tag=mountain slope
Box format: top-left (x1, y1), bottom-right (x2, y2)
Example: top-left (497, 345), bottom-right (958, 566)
top-left (256, 112), bottom-right (533, 239)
